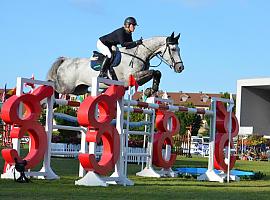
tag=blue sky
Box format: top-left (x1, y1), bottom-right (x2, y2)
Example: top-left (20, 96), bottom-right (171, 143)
top-left (1, 0), bottom-right (270, 94)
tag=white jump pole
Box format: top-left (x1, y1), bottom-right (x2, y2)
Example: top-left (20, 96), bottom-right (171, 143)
top-left (1, 77), bottom-right (59, 180)
top-left (197, 97), bottom-right (239, 183)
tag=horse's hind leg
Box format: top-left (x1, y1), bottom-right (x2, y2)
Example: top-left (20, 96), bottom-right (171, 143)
top-left (133, 70), bottom-right (161, 97)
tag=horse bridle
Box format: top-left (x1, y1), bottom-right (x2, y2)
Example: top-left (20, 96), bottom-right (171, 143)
top-left (119, 41), bottom-right (182, 70)
top-left (141, 42), bottom-right (183, 71)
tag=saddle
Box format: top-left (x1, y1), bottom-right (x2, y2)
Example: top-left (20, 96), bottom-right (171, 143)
top-left (90, 50), bottom-right (121, 71)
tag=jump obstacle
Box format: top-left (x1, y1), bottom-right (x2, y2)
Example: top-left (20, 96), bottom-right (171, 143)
top-left (0, 77), bottom-right (239, 186)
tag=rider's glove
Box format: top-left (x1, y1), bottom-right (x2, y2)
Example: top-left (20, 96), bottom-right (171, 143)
top-left (136, 38), bottom-right (143, 45)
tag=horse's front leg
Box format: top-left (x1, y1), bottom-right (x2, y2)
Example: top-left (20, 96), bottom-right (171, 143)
top-left (133, 70), bottom-right (161, 97)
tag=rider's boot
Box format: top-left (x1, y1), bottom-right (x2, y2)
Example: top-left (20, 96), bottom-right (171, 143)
top-left (109, 68), bottom-right (118, 81)
top-left (152, 79), bottom-right (160, 92)
top-left (98, 56), bottom-right (110, 79)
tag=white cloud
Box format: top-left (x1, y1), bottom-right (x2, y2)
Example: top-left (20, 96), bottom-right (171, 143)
top-left (181, 0), bottom-right (215, 7)
top-left (157, 0), bottom-right (215, 8)
top-left (69, 0), bottom-right (104, 15)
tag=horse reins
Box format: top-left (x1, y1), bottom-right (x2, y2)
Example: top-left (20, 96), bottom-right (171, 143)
top-left (141, 42), bottom-right (182, 70)
top-left (120, 50), bottom-right (148, 67)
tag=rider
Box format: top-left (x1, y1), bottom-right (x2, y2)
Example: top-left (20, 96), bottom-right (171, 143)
top-left (97, 17), bottom-right (143, 79)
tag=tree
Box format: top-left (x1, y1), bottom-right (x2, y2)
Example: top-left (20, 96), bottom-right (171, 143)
top-left (246, 135), bottom-right (267, 147)
top-left (39, 105), bottom-right (80, 143)
top-left (220, 92), bottom-right (230, 99)
top-left (54, 106), bottom-right (80, 144)
top-left (175, 111), bottom-right (202, 136)
top-left (127, 111), bottom-right (146, 141)
top-left (174, 102), bottom-right (202, 136)
top-left (220, 92), bottom-right (236, 112)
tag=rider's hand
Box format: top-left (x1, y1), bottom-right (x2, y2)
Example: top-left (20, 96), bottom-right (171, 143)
top-left (136, 38), bottom-right (143, 45)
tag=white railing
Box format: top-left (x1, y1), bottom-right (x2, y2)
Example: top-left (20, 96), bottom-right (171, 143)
top-left (50, 143), bottom-right (166, 164)
top-left (51, 143), bottom-right (81, 158)
top-left (51, 143), bottom-right (168, 164)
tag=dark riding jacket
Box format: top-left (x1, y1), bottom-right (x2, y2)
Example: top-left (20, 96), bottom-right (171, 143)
top-left (99, 27), bottom-right (138, 50)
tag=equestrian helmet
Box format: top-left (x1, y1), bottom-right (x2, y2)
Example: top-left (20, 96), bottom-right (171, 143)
top-left (124, 17), bottom-right (138, 26)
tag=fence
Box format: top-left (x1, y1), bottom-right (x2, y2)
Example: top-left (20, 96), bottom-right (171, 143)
top-left (51, 143), bottom-right (148, 164)
top-left (50, 143), bottom-right (165, 164)
top-left (173, 135), bottom-right (209, 157)
top-left (0, 123), bottom-right (12, 147)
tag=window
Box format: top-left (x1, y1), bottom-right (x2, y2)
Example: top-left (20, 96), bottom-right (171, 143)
top-left (201, 94), bottom-right (209, 103)
top-left (180, 94), bottom-right (189, 102)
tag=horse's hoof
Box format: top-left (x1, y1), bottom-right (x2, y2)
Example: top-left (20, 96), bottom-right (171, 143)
top-left (144, 88), bottom-right (154, 98)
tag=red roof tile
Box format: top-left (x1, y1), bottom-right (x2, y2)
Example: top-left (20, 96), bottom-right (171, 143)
top-left (132, 91), bottom-right (223, 108)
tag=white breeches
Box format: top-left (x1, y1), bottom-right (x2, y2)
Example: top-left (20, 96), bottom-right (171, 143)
top-left (97, 39), bottom-right (112, 58)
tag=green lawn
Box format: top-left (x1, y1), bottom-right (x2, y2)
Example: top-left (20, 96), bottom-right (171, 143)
top-left (1, 153), bottom-right (270, 200)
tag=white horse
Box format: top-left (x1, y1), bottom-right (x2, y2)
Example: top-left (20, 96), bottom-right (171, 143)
top-left (47, 32), bottom-right (184, 97)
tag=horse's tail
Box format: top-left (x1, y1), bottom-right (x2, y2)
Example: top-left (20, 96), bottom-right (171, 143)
top-left (47, 57), bottom-right (66, 92)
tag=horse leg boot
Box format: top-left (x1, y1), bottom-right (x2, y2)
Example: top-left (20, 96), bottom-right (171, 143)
top-left (144, 70), bottom-right (161, 97)
top-left (98, 56), bottom-right (110, 79)
top-left (152, 70), bottom-right (161, 92)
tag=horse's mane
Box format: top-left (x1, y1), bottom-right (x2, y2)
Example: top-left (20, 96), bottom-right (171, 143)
top-left (118, 36), bottom-right (166, 53)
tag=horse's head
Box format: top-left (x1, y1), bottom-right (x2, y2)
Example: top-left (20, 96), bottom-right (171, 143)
top-left (160, 32), bottom-right (184, 73)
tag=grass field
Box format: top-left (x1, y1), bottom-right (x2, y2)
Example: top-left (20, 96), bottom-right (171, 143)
top-left (1, 152), bottom-right (270, 200)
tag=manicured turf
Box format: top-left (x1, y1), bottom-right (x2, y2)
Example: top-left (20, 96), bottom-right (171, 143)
top-left (1, 153), bottom-right (270, 200)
